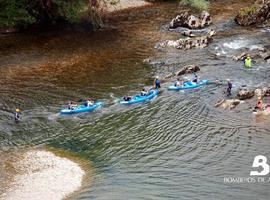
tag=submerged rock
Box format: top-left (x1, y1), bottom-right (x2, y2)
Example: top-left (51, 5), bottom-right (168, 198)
top-left (169, 11), bottom-right (212, 29)
top-left (237, 88), bottom-right (255, 100)
top-left (233, 48), bottom-right (270, 62)
top-left (181, 30), bottom-right (195, 37)
top-left (176, 65), bottom-right (200, 76)
top-left (215, 99), bottom-right (244, 110)
top-left (235, 0), bottom-right (270, 26)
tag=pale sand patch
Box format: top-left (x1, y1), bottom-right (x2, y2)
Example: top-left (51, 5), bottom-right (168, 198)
top-left (0, 150), bottom-right (85, 200)
top-left (102, 0), bottom-right (151, 12)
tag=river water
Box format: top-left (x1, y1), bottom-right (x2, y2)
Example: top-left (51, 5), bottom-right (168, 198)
top-left (0, 1), bottom-right (270, 199)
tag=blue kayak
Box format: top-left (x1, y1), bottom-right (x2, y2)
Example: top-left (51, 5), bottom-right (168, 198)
top-left (168, 79), bottom-right (209, 91)
top-left (120, 89), bottom-right (159, 105)
top-left (60, 102), bottom-right (102, 114)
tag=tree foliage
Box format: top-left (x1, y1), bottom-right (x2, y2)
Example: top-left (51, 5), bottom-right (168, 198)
top-left (0, 0), bottom-right (99, 29)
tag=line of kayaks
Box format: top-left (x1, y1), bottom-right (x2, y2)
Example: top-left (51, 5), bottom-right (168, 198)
top-left (60, 79), bottom-right (208, 114)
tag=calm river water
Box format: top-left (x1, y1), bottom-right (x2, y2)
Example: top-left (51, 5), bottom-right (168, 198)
top-left (0, 1), bottom-right (270, 199)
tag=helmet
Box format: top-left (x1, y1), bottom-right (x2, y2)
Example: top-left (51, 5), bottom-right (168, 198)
top-left (16, 108), bottom-right (20, 112)
top-left (155, 76), bottom-right (159, 79)
top-left (258, 96), bottom-right (262, 100)
top-left (247, 56), bottom-right (250, 59)
top-left (227, 79), bottom-right (230, 82)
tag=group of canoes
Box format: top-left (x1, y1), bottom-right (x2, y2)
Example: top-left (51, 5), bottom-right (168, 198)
top-left (13, 55), bottom-right (268, 120)
top-left (60, 73), bottom-right (208, 115)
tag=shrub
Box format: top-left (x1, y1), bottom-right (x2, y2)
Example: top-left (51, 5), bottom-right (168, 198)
top-left (180, 0), bottom-right (209, 12)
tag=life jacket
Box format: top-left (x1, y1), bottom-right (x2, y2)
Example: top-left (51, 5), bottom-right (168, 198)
top-left (245, 58), bottom-right (251, 67)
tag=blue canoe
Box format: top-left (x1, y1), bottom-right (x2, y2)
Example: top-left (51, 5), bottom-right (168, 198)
top-left (60, 102), bottom-right (102, 114)
top-left (120, 89), bottom-right (159, 105)
top-left (168, 79), bottom-right (209, 91)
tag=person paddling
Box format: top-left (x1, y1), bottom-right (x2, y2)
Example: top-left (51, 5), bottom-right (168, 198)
top-left (141, 88), bottom-right (148, 96)
top-left (244, 55), bottom-right (252, 68)
top-left (123, 95), bottom-right (132, 101)
top-left (153, 76), bottom-right (161, 89)
top-left (68, 101), bottom-right (77, 110)
top-left (227, 79), bottom-right (232, 96)
top-left (14, 108), bottom-right (21, 122)
top-left (86, 99), bottom-right (94, 107)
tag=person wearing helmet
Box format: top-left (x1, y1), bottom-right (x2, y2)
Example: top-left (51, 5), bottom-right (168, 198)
top-left (153, 76), bottom-right (161, 89)
top-left (227, 79), bottom-right (232, 96)
top-left (255, 96), bottom-right (263, 111)
top-left (14, 108), bottom-right (21, 122)
top-left (244, 55), bottom-right (252, 68)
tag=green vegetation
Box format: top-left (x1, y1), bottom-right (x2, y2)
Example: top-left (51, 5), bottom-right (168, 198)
top-left (239, 4), bottom-right (258, 17)
top-left (0, 0), bottom-right (36, 28)
top-left (180, 0), bottom-right (209, 12)
top-left (0, 0), bottom-right (102, 29)
top-left (0, 0), bottom-right (211, 30)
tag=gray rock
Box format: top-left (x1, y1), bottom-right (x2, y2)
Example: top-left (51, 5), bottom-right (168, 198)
top-left (176, 65), bottom-right (200, 76)
top-left (169, 11), bottom-right (212, 29)
top-left (160, 29), bottom-right (216, 50)
top-left (237, 89), bottom-right (255, 100)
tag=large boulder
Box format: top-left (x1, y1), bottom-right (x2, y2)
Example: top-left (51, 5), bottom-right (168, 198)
top-left (176, 65), bottom-right (200, 76)
top-left (235, 0), bottom-right (270, 26)
top-left (169, 11), bottom-right (212, 29)
top-left (237, 89), bottom-right (255, 100)
top-left (215, 99), bottom-right (244, 110)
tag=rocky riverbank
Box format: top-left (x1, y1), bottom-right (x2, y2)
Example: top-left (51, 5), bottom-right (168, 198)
top-left (235, 0), bottom-right (270, 26)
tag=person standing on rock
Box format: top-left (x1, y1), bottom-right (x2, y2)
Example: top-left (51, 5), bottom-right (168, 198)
top-left (244, 55), bottom-right (252, 68)
top-left (227, 79), bottom-right (232, 96)
top-left (153, 76), bottom-right (161, 89)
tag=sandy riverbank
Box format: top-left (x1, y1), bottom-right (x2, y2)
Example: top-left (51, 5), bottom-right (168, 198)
top-left (0, 150), bottom-right (88, 200)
